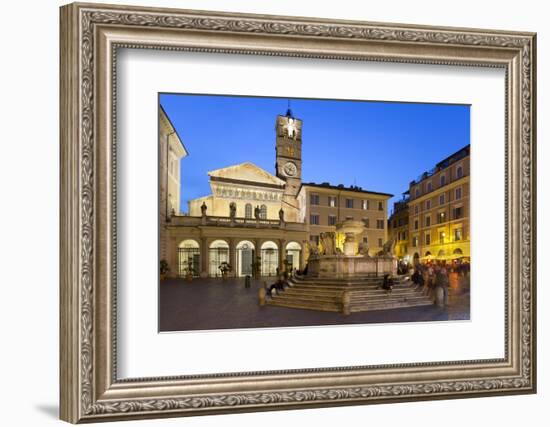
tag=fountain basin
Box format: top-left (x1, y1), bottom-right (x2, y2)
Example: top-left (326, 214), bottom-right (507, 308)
top-left (307, 254), bottom-right (396, 279)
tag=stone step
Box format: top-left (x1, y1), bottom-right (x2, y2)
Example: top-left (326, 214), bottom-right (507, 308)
top-left (350, 300), bottom-right (434, 312)
top-left (271, 291), bottom-right (431, 305)
top-left (350, 295), bottom-right (433, 305)
top-left (266, 299), bottom-right (341, 312)
top-left (280, 290), bottom-right (343, 298)
top-left (348, 289), bottom-right (428, 297)
top-left (271, 292), bottom-right (342, 302)
top-left (291, 278), bottom-right (382, 286)
top-left (289, 280), bottom-right (411, 288)
top-left (282, 288), bottom-right (420, 299)
top-left (267, 297), bottom-right (433, 313)
top-left (287, 285), bottom-right (413, 294)
top-left (292, 275), bottom-right (410, 284)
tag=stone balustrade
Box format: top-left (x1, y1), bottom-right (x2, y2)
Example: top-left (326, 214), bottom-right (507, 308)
top-left (168, 214), bottom-right (306, 231)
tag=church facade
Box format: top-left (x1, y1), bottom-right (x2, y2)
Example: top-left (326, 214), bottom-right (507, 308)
top-left (160, 107), bottom-right (392, 279)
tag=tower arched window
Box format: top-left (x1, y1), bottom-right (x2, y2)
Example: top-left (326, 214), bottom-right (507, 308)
top-left (260, 204), bottom-right (267, 219)
top-left (245, 203), bottom-right (252, 219)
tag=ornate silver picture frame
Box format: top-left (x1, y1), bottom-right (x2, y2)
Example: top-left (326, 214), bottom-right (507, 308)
top-left (60, 2), bottom-right (536, 423)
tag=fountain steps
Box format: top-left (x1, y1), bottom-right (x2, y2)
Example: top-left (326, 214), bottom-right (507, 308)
top-left (279, 288), bottom-right (425, 300)
top-left (271, 293), bottom-right (430, 306)
top-left (266, 277), bottom-right (433, 313)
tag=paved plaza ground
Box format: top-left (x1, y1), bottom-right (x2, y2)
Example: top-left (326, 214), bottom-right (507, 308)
top-left (159, 276), bottom-right (470, 332)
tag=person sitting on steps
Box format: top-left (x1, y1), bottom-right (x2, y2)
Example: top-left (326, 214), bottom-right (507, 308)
top-left (381, 274), bottom-right (394, 294)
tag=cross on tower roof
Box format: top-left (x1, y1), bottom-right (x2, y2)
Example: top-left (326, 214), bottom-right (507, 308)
top-left (285, 99), bottom-right (293, 118)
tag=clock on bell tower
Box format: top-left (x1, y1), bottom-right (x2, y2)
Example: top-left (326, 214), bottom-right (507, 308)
top-left (275, 108), bottom-right (303, 220)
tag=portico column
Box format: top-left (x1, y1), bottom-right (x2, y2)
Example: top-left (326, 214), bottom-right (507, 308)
top-left (200, 237), bottom-right (208, 278)
top-left (229, 238), bottom-right (236, 278)
top-left (278, 239), bottom-right (286, 273)
top-left (169, 237), bottom-right (178, 278)
top-left (254, 238), bottom-right (262, 278)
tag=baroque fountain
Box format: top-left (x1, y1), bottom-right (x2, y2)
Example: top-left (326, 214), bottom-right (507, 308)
top-left (264, 219), bottom-right (433, 313)
top-left (306, 219), bottom-right (397, 278)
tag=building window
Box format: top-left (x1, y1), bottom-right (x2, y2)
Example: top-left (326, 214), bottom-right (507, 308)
top-left (378, 238), bottom-right (383, 247)
top-left (378, 201), bottom-right (383, 211)
top-left (426, 200), bottom-right (431, 210)
top-left (328, 215), bottom-right (337, 226)
top-left (363, 237), bottom-right (368, 244)
top-left (345, 198), bottom-right (354, 208)
top-left (455, 187), bottom-right (462, 200)
top-left (412, 236), bottom-right (418, 247)
top-left (439, 231), bottom-right (445, 244)
top-left (376, 219), bottom-right (385, 229)
top-left (414, 205), bottom-right (419, 215)
top-left (245, 203), bottom-right (252, 219)
top-left (452, 206), bottom-right (463, 219)
top-left (260, 204), bottom-right (267, 219)
top-left (427, 182), bottom-right (432, 192)
top-left (439, 193), bottom-right (445, 205)
top-left (414, 219), bottom-right (419, 230)
top-left (328, 196), bottom-right (337, 207)
top-left (425, 215), bottom-right (431, 227)
top-left (437, 212), bottom-right (446, 224)
top-left (440, 174), bottom-right (446, 186)
top-left (310, 214), bottom-right (320, 225)
top-left (363, 218), bottom-right (370, 228)
top-left (415, 188), bottom-right (420, 198)
top-left (456, 166), bottom-right (463, 179)
top-left (425, 233), bottom-right (431, 245)
top-left (346, 216), bottom-right (354, 221)
top-left (454, 228), bottom-right (463, 241)
top-left (310, 193), bottom-right (320, 205)
top-left (311, 235), bottom-right (320, 245)
top-left (362, 199), bottom-right (369, 210)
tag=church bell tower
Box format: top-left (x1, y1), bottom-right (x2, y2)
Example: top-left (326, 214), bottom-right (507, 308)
top-left (275, 107), bottom-right (303, 220)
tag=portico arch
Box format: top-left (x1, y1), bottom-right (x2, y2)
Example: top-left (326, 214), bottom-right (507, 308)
top-left (178, 239), bottom-right (200, 277)
top-left (208, 239), bottom-right (229, 277)
top-left (285, 241), bottom-right (302, 272)
top-left (261, 240), bottom-right (279, 277)
top-left (236, 240), bottom-right (255, 277)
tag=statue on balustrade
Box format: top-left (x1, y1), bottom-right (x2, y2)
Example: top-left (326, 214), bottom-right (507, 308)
top-left (200, 202), bottom-right (207, 217)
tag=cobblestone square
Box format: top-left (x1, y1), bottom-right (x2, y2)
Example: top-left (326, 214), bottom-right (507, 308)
top-left (159, 276), bottom-right (470, 332)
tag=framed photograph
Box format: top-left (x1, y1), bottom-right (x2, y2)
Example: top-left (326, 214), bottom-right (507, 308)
top-left (60, 2), bottom-right (537, 423)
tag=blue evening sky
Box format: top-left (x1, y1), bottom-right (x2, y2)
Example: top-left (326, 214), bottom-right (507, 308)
top-left (160, 93), bottom-right (470, 216)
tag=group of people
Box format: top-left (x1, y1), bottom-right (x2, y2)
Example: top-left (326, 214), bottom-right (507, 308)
top-left (410, 261), bottom-right (470, 305)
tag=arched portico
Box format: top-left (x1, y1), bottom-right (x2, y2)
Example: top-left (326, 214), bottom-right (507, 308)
top-left (178, 239), bottom-right (200, 277)
top-left (261, 240), bottom-right (279, 277)
top-left (285, 241), bottom-right (302, 272)
top-left (236, 240), bottom-right (255, 277)
top-left (208, 239), bottom-right (230, 277)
